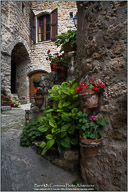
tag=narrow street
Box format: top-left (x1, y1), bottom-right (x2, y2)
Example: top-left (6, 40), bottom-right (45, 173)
top-left (1, 107), bottom-right (79, 191)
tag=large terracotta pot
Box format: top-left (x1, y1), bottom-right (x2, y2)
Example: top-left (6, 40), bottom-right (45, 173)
top-left (80, 136), bottom-right (102, 157)
top-left (34, 96), bottom-right (44, 105)
top-left (63, 43), bottom-right (76, 54)
top-left (78, 89), bottom-right (98, 108)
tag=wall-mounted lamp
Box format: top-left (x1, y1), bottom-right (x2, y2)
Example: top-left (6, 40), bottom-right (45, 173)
top-left (73, 12), bottom-right (77, 28)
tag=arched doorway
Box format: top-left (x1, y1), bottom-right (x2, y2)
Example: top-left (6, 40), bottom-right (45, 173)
top-left (28, 70), bottom-right (48, 102)
top-left (11, 43), bottom-right (30, 103)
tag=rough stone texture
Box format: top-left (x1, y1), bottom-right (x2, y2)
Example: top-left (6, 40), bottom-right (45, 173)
top-left (76, 1), bottom-right (127, 191)
top-left (1, 1), bottom-right (77, 103)
top-left (1, 1), bottom-right (32, 101)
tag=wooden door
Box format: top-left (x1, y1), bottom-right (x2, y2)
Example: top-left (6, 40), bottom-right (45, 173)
top-left (29, 72), bottom-right (45, 102)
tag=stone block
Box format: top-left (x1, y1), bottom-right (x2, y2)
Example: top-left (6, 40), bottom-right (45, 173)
top-left (63, 150), bottom-right (79, 161)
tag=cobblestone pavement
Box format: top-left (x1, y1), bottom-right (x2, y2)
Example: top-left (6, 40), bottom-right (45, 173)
top-left (1, 107), bottom-right (80, 191)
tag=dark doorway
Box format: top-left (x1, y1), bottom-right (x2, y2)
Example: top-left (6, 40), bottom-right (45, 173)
top-left (11, 60), bottom-right (16, 93)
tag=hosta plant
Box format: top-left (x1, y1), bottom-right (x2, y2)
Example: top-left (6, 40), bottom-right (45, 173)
top-left (38, 79), bottom-right (80, 155)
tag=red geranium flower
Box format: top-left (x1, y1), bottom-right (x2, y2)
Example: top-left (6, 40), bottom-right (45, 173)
top-left (92, 87), bottom-right (99, 91)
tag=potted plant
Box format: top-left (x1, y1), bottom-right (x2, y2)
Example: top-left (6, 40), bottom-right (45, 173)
top-left (46, 50), bottom-right (71, 78)
top-left (31, 77), bottom-right (41, 88)
top-left (55, 30), bottom-right (77, 53)
top-left (34, 88), bottom-right (44, 105)
top-left (77, 111), bottom-right (106, 156)
top-left (3, 96), bottom-right (12, 106)
top-left (75, 78), bottom-right (104, 108)
top-left (11, 100), bottom-right (21, 107)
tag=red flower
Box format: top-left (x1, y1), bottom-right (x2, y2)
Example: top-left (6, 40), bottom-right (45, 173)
top-left (46, 57), bottom-right (48, 60)
top-left (47, 50), bottom-right (50, 54)
top-left (89, 78), bottom-right (94, 82)
top-left (54, 53), bottom-right (59, 55)
top-left (92, 82), bottom-right (96, 85)
top-left (92, 87), bottom-right (99, 91)
top-left (84, 83), bottom-right (87, 86)
top-left (98, 83), bottom-right (104, 88)
top-left (80, 84), bottom-right (83, 86)
top-left (34, 90), bottom-right (37, 93)
top-left (80, 86), bottom-right (84, 90)
top-left (84, 85), bottom-right (87, 88)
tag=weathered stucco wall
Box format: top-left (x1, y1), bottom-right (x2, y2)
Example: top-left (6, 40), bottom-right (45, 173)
top-left (31, 1), bottom-right (77, 72)
top-left (76, 1), bottom-right (127, 191)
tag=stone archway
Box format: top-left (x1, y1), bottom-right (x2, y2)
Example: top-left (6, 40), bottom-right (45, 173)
top-left (11, 43), bottom-right (30, 104)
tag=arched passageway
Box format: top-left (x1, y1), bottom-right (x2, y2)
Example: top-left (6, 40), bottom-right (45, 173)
top-left (11, 43), bottom-right (30, 103)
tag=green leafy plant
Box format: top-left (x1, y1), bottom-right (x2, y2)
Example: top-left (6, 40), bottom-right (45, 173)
top-left (77, 111), bottom-right (106, 139)
top-left (12, 100), bottom-right (21, 106)
top-left (38, 79), bottom-right (80, 155)
top-left (4, 96), bottom-right (11, 101)
top-left (20, 118), bottom-right (43, 146)
top-left (55, 30), bottom-right (76, 48)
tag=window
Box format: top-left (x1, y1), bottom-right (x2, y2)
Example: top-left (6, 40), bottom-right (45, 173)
top-left (22, 3), bottom-right (25, 14)
top-left (38, 15), bottom-right (50, 41)
top-left (30, 8), bottom-right (58, 43)
top-left (69, 12), bottom-right (73, 20)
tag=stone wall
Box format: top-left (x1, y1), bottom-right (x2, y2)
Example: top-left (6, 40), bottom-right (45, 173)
top-left (31, 1), bottom-right (77, 73)
top-left (1, 1), bottom-right (32, 100)
top-left (76, 1), bottom-right (127, 191)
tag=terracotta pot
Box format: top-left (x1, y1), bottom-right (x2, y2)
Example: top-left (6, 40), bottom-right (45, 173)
top-left (80, 136), bottom-right (102, 145)
top-left (50, 63), bottom-right (56, 71)
top-left (4, 100), bottom-right (12, 106)
top-left (56, 67), bottom-right (68, 78)
top-left (34, 96), bottom-right (44, 105)
top-left (63, 43), bottom-right (76, 54)
top-left (80, 136), bottom-right (102, 157)
top-left (78, 89), bottom-right (98, 108)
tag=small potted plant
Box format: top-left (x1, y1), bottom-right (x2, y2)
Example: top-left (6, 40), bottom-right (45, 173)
top-left (34, 88), bottom-right (44, 105)
top-left (31, 77), bottom-right (41, 88)
top-left (75, 78), bottom-right (104, 109)
top-left (77, 111), bottom-right (106, 156)
top-left (55, 30), bottom-right (76, 53)
top-left (4, 96), bottom-right (12, 106)
top-left (12, 100), bottom-right (21, 107)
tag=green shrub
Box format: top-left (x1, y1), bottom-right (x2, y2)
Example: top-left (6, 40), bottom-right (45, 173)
top-left (20, 118), bottom-right (43, 146)
top-left (38, 79), bottom-right (80, 155)
top-left (55, 30), bottom-right (76, 48)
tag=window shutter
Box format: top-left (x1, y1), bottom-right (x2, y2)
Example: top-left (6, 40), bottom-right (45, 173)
top-left (30, 10), bottom-right (36, 43)
top-left (50, 8), bottom-right (58, 41)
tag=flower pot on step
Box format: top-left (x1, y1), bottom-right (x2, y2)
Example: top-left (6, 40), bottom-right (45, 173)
top-left (50, 63), bottom-right (56, 71)
top-left (80, 136), bottom-right (102, 157)
top-left (34, 96), bottom-right (44, 105)
top-left (78, 89), bottom-right (98, 108)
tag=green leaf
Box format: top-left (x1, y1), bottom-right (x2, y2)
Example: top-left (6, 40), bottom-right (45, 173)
top-left (46, 139), bottom-right (55, 150)
top-left (61, 114), bottom-right (70, 121)
top-left (41, 147), bottom-right (48, 155)
top-left (58, 101), bottom-right (63, 109)
top-left (39, 141), bottom-right (46, 148)
top-left (61, 137), bottom-right (71, 148)
top-left (63, 101), bottom-right (71, 107)
top-left (45, 109), bottom-right (54, 113)
top-left (61, 123), bottom-right (71, 132)
top-left (46, 134), bottom-right (53, 140)
top-left (38, 126), bottom-right (48, 132)
top-left (71, 138), bottom-right (78, 145)
top-left (49, 120), bottom-right (57, 128)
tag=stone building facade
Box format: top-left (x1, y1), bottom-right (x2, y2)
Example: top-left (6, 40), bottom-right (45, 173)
top-left (1, 1), bottom-right (77, 103)
top-left (75, 1), bottom-right (127, 191)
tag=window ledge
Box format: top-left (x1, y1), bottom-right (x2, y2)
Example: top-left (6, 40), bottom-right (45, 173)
top-left (36, 40), bottom-right (52, 44)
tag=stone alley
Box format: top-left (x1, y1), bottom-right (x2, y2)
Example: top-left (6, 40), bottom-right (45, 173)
top-left (1, 107), bottom-right (80, 191)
